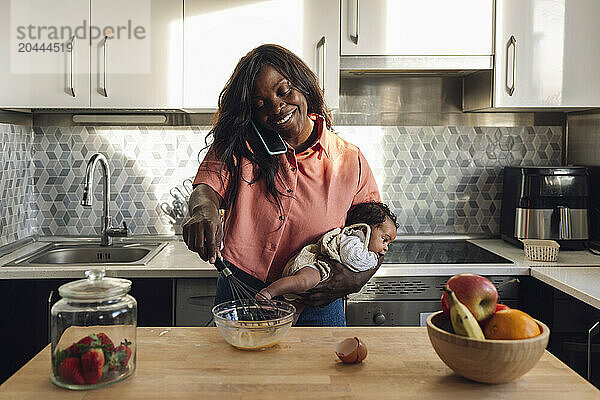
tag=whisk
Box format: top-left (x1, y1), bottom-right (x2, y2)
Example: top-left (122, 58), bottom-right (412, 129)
top-left (213, 257), bottom-right (286, 322)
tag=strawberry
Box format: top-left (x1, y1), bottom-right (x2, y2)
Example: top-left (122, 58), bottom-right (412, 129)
top-left (59, 357), bottom-right (85, 385)
top-left (77, 335), bottom-right (95, 347)
top-left (66, 343), bottom-right (80, 357)
top-left (76, 335), bottom-right (97, 355)
top-left (109, 339), bottom-right (132, 371)
top-left (117, 345), bottom-right (132, 368)
top-left (81, 348), bottom-right (105, 384)
top-left (76, 333), bottom-right (113, 355)
top-left (53, 349), bottom-right (69, 375)
top-left (97, 332), bottom-right (114, 350)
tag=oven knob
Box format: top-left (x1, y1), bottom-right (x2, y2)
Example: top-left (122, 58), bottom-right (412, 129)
top-left (373, 312), bottom-right (386, 325)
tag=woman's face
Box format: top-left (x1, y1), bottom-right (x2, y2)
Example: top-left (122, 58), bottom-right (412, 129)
top-left (251, 64), bottom-right (312, 144)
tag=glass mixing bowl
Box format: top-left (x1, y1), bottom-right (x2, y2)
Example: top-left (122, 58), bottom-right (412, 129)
top-left (212, 299), bottom-right (295, 350)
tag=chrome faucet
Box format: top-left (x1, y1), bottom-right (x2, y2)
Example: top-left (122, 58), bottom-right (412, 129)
top-left (81, 153), bottom-right (128, 246)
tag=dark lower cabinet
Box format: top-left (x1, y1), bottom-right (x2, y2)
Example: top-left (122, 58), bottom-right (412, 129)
top-left (0, 277), bottom-right (174, 385)
top-left (520, 276), bottom-right (600, 389)
top-left (0, 279), bottom-right (70, 386)
top-left (175, 278), bottom-right (218, 327)
top-left (129, 278), bottom-right (174, 327)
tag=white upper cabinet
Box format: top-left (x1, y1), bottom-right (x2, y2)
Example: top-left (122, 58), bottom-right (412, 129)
top-left (493, 0), bottom-right (600, 108)
top-left (184, 0), bottom-right (339, 110)
top-left (0, 0), bottom-right (90, 108)
top-left (340, 0), bottom-right (493, 56)
top-left (0, 0), bottom-right (182, 109)
top-left (90, 0), bottom-right (182, 108)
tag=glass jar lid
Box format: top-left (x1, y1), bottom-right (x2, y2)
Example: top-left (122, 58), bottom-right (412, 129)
top-left (58, 269), bottom-right (131, 300)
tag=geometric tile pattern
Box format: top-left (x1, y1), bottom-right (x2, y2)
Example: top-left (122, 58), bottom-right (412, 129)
top-left (0, 123), bottom-right (562, 241)
top-left (337, 126), bottom-right (563, 234)
top-left (0, 123), bottom-right (38, 246)
top-left (32, 125), bottom-right (210, 236)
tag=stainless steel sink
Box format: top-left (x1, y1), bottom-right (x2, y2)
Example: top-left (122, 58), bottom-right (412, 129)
top-left (6, 242), bottom-right (167, 267)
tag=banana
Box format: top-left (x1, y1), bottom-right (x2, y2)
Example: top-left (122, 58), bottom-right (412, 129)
top-left (445, 288), bottom-right (486, 340)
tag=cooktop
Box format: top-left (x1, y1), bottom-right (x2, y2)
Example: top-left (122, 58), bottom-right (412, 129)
top-left (382, 240), bottom-right (513, 264)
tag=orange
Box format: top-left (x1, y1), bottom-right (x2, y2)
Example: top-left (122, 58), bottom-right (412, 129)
top-left (483, 309), bottom-right (541, 340)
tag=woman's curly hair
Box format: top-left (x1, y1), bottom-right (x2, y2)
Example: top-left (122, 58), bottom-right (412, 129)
top-left (201, 44), bottom-right (332, 216)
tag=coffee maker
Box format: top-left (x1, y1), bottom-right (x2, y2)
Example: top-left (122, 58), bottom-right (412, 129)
top-left (501, 167), bottom-right (589, 250)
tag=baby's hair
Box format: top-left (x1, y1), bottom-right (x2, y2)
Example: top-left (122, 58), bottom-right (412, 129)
top-left (345, 202), bottom-right (399, 229)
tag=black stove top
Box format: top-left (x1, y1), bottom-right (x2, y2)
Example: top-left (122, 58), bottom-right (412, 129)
top-left (382, 241), bottom-right (513, 264)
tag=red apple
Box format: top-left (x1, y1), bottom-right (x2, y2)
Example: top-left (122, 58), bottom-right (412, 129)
top-left (441, 273), bottom-right (498, 322)
top-left (480, 303), bottom-right (511, 329)
top-left (495, 303), bottom-right (511, 312)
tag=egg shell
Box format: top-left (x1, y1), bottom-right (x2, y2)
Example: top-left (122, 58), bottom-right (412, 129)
top-left (334, 337), bottom-right (368, 363)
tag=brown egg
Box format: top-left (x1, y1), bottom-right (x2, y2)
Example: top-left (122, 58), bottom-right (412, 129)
top-left (334, 337), bottom-right (368, 363)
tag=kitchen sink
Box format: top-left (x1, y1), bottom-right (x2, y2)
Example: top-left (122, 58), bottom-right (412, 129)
top-left (5, 242), bottom-right (168, 267)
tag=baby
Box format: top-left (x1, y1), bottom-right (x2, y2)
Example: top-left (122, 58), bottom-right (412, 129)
top-left (259, 202), bottom-right (398, 309)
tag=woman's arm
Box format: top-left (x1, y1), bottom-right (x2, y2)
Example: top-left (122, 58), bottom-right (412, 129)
top-left (299, 255), bottom-right (383, 307)
top-left (182, 184), bottom-right (223, 263)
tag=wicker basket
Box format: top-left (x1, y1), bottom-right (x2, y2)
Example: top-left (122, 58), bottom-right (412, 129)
top-left (520, 239), bottom-right (560, 262)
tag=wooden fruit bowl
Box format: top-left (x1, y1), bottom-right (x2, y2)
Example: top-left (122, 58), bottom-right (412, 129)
top-left (426, 311), bottom-right (550, 384)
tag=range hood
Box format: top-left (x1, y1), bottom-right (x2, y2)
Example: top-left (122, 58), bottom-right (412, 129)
top-left (339, 55), bottom-right (493, 75)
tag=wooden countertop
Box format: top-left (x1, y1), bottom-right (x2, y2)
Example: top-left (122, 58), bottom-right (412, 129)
top-left (1, 327), bottom-right (598, 400)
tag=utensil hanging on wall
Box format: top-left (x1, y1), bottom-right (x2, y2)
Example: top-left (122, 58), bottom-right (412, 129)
top-left (160, 202), bottom-right (178, 221)
top-left (182, 178), bottom-right (194, 197)
top-left (170, 186), bottom-right (188, 202)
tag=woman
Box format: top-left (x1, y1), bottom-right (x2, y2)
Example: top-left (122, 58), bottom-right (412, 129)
top-left (183, 44), bottom-right (381, 326)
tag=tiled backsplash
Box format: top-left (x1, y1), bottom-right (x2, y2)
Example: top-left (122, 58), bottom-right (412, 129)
top-left (337, 126), bottom-right (562, 234)
top-left (32, 125), bottom-right (206, 236)
top-left (0, 123), bottom-right (562, 243)
top-left (0, 123), bottom-right (38, 246)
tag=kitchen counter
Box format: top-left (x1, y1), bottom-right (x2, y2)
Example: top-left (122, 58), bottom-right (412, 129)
top-left (0, 236), bottom-right (218, 279)
top-left (4, 236), bottom-right (600, 279)
top-left (530, 267), bottom-right (600, 310)
top-left (0, 327), bottom-right (598, 399)
top-left (478, 240), bottom-right (600, 311)
top-left (360, 238), bottom-right (600, 276)
top-left (3, 236), bottom-right (600, 312)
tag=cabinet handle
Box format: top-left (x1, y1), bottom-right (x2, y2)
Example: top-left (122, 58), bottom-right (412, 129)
top-left (506, 35), bottom-right (516, 96)
top-left (69, 36), bottom-right (75, 97)
top-left (47, 290), bottom-right (54, 343)
top-left (102, 36), bottom-right (109, 97)
top-left (351, 0), bottom-right (359, 44)
top-left (317, 36), bottom-right (326, 94)
top-left (588, 321), bottom-right (600, 381)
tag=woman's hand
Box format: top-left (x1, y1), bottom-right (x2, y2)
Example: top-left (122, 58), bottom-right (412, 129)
top-left (182, 184), bottom-right (223, 263)
top-left (299, 255), bottom-right (384, 307)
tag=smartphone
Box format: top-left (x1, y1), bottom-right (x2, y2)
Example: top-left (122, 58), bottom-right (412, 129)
top-left (251, 120), bottom-right (287, 155)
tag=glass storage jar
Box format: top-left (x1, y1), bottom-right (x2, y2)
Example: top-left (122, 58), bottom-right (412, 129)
top-left (50, 269), bottom-right (137, 390)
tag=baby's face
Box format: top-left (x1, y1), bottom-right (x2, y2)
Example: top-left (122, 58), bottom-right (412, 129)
top-left (368, 217), bottom-right (397, 257)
